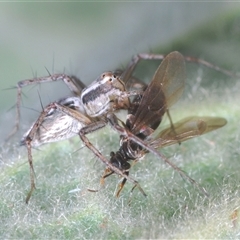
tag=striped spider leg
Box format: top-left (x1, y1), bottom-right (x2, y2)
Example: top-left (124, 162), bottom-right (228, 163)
top-left (7, 74), bottom-right (85, 140)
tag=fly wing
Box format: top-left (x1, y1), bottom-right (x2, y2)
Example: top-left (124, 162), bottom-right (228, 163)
top-left (151, 116), bottom-right (227, 148)
top-left (130, 51), bottom-right (185, 135)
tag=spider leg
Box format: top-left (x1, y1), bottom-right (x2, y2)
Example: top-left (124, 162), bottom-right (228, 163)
top-left (22, 101), bottom-right (92, 203)
top-left (79, 123), bottom-right (147, 197)
top-left (7, 74), bottom-right (85, 140)
top-left (122, 53), bottom-right (240, 84)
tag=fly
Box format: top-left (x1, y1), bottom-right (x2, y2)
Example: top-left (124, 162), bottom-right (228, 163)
top-left (100, 52), bottom-right (227, 196)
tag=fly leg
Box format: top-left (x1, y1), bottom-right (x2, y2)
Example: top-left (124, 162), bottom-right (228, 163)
top-left (116, 173), bottom-right (129, 197)
top-left (165, 109), bottom-right (182, 145)
top-left (107, 112), bottom-right (209, 197)
top-left (79, 123), bottom-right (147, 197)
top-left (101, 151), bottom-right (132, 197)
top-left (100, 168), bottom-right (128, 197)
top-left (101, 168), bottom-right (115, 186)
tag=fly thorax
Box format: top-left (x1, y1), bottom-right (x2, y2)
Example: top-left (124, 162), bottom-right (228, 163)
top-left (81, 72), bottom-right (130, 117)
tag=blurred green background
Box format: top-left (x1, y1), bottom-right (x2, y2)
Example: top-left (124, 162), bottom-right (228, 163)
top-left (1, 3), bottom-right (240, 136)
top-left (1, 2), bottom-right (240, 239)
top-left (1, 2), bottom-right (240, 138)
